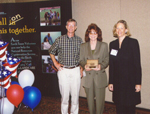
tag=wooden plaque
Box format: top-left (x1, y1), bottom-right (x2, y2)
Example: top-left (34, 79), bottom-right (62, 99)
top-left (87, 59), bottom-right (98, 68)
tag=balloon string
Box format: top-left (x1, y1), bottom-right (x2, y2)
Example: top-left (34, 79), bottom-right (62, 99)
top-left (23, 105), bottom-right (28, 109)
top-left (17, 103), bottom-right (22, 112)
top-left (0, 61), bottom-right (4, 114)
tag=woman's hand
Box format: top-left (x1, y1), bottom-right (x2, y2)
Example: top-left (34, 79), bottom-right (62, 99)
top-left (108, 84), bottom-right (113, 91)
top-left (85, 64), bottom-right (92, 71)
top-left (93, 64), bottom-right (101, 71)
top-left (135, 85), bottom-right (141, 92)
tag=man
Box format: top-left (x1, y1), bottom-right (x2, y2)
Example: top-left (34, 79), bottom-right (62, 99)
top-left (44, 12), bottom-right (49, 26)
top-left (45, 33), bottom-right (53, 45)
top-left (48, 10), bottom-right (54, 25)
top-left (48, 19), bottom-right (83, 114)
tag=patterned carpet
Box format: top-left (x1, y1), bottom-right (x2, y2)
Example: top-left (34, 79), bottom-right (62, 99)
top-left (13, 96), bottom-right (150, 114)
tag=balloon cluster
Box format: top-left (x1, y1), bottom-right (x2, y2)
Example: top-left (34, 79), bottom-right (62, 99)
top-left (0, 41), bottom-right (21, 89)
top-left (0, 41), bottom-right (41, 114)
top-left (18, 70), bottom-right (41, 111)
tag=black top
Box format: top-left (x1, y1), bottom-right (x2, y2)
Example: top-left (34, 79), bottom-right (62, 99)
top-left (109, 36), bottom-right (142, 105)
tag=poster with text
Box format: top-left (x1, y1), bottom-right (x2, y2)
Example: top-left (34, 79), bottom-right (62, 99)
top-left (0, 1), bottom-right (71, 77)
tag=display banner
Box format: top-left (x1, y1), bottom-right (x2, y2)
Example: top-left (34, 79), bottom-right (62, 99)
top-left (0, 3), bottom-right (39, 74)
top-left (0, 1), bottom-right (72, 76)
top-left (0, 1), bottom-right (71, 96)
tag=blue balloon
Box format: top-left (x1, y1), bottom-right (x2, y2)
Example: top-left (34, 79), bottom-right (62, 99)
top-left (22, 86), bottom-right (31, 106)
top-left (11, 81), bottom-right (20, 85)
top-left (23, 86), bottom-right (31, 91)
top-left (23, 86), bottom-right (41, 111)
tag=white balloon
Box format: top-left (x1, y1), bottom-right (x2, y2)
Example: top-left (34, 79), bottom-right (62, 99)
top-left (0, 97), bottom-right (15, 114)
top-left (18, 69), bottom-right (35, 88)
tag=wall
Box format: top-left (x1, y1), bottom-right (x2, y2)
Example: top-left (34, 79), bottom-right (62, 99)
top-left (1, 0), bottom-right (150, 110)
top-left (72, 0), bottom-right (150, 110)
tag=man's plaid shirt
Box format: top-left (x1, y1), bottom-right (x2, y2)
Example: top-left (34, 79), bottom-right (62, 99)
top-left (48, 34), bottom-right (83, 66)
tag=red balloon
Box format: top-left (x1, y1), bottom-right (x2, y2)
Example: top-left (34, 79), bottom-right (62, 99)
top-left (6, 84), bottom-right (24, 107)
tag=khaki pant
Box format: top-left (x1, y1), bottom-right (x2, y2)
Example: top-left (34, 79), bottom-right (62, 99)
top-left (57, 67), bottom-right (81, 114)
top-left (84, 82), bottom-right (105, 114)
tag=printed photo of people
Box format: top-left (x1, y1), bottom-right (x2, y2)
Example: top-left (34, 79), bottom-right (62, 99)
top-left (40, 6), bottom-right (61, 26)
top-left (42, 55), bottom-right (58, 74)
top-left (41, 31), bottom-right (61, 50)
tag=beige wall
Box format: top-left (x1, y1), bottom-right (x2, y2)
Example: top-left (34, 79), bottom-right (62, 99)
top-left (72, 0), bottom-right (150, 110)
top-left (1, 0), bottom-right (150, 110)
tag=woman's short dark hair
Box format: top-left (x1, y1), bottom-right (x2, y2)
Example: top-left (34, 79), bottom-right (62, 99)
top-left (85, 23), bottom-right (102, 42)
top-left (113, 20), bottom-right (131, 37)
top-left (44, 37), bottom-right (48, 42)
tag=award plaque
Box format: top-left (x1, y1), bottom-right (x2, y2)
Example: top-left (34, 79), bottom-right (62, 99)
top-left (87, 59), bottom-right (98, 68)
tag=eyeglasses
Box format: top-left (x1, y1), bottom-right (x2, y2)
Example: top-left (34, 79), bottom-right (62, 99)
top-left (89, 32), bottom-right (97, 35)
top-left (67, 24), bottom-right (76, 27)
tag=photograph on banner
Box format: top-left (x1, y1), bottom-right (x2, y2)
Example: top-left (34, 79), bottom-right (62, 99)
top-left (39, 6), bottom-right (61, 26)
top-left (41, 31), bottom-right (61, 50)
top-left (42, 55), bottom-right (58, 74)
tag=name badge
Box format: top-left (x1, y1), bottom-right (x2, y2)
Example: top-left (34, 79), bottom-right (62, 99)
top-left (110, 49), bottom-right (118, 56)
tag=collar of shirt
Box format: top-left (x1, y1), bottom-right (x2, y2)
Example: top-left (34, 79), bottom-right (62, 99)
top-left (67, 35), bottom-right (76, 41)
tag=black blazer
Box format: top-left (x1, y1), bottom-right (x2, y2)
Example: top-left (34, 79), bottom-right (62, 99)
top-left (109, 36), bottom-right (142, 105)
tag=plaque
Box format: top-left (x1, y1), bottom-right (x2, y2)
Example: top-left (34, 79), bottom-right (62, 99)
top-left (87, 59), bottom-right (98, 68)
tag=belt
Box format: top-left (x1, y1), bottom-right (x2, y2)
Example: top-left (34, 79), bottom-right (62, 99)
top-left (63, 64), bottom-right (79, 69)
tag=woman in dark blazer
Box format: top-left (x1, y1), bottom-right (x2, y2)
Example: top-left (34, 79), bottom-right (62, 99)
top-left (108, 20), bottom-right (142, 114)
top-left (79, 23), bottom-right (109, 114)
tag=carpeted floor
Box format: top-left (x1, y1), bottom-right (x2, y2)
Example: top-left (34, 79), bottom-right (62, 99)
top-left (13, 96), bottom-right (150, 114)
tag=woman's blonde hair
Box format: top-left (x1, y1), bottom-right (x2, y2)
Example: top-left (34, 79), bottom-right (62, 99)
top-left (113, 20), bottom-right (131, 37)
